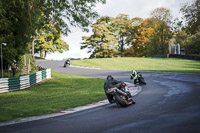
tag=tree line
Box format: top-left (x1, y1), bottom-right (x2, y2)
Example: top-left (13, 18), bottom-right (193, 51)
top-left (81, 0), bottom-right (200, 58)
top-left (0, 0), bottom-right (199, 64)
top-left (0, 0), bottom-right (106, 65)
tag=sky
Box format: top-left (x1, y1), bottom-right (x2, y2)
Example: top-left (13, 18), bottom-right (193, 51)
top-left (45, 0), bottom-right (192, 60)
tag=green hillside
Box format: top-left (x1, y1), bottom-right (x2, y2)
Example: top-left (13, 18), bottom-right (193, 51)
top-left (71, 57), bottom-right (200, 74)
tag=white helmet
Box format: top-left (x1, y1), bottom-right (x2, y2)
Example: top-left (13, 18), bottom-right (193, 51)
top-left (132, 69), bottom-right (136, 74)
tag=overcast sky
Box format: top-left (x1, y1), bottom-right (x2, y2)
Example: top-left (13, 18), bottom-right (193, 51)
top-left (46, 0), bottom-right (192, 60)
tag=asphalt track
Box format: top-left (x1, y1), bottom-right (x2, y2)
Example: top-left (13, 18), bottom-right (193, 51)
top-left (0, 60), bottom-right (200, 133)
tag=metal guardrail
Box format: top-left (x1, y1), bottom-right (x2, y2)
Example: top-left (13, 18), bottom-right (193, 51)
top-left (0, 68), bottom-right (51, 93)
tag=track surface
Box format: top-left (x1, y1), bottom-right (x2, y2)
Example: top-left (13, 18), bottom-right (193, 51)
top-left (0, 60), bottom-right (200, 133)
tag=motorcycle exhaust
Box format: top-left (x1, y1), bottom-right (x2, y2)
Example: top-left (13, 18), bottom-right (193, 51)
top-left (116, 89), bottom-right (128, 96)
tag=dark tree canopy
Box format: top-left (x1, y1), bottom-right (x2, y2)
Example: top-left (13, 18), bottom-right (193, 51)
top-left (0, 0), bottom-right (106, 63)
top-left (181, 0), bottom-right (200, 34)
top-left (81, 8), bottom-right (173, 58)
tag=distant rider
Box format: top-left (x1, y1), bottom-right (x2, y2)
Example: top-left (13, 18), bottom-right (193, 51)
top-left (130, 69), bottom-right (138, 84)
top-left (66, 59), bottom-right (70, 65)
top-left (104, 75), bottom-right (122, 103)
top-left (64, 59), bottom-right (71, 67)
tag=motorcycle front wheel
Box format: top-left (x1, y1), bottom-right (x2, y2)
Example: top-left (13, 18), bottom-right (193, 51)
top-left (139, 77), bottom-right (146, 85)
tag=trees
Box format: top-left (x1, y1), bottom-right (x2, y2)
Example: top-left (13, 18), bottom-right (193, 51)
top-left (176, 0), bottom-right (200, 54)
top-left (81, 8), bottom-right (173, 58)
top-left (81, 15), bottom-right (142, 58)
top-left (174, 30), bottom-right (188, 48)
top-left (81, 20), bottom-right (118, 58)
top-left (33, 23), bottom-right (69, 58)
top-left (181, 0), bottom-right (200, 34)
top-left (81, 4), bottom-right (200, 58)
top-left (0, 0), bottom-right (36, 63)
top-left (131, 19), bottom-right (154, 57)
top-left (149, 8), bottom-right (172, 55)
top-left (150, 7), bottom-right (172, 25)
top-left (185, 30), bottom-right (200, 54)
top-left (127, 8), bottom-right (173, 57)
top-left (112, 14), bottom-right (133, 56)
top-left (34, 24), bottom-right (69, 58)
top-left (0, 0), bottom-right (106, 63)
top-left (124, 17), bottom-right (143, 57)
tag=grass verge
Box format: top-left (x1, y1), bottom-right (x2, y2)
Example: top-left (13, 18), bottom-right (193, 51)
top-left (0, 71), bottom-right (105, 122)
top-left (71, 57), bottom-right (200, 74)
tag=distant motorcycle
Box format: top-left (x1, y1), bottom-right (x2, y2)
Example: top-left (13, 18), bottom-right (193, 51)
top-left (64, 59), bottom-right (70, 67)
top-left (105, 77), bottom-right (135, 107)
top-left (130, 70), bottom-right (146, 85)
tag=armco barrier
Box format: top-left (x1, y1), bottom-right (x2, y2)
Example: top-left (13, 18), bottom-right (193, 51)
top-left (0, 68), bottom-right (51, 93)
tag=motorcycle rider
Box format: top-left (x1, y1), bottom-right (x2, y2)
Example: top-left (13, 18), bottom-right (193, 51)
top-left (104, 75), bottom-right (122, 104)
top-left (130, 69), bottom-right (138, 84)
top-left (64, 59), bottom-right (71, 67)
top-left (66, 59), bottom-right (70, 65)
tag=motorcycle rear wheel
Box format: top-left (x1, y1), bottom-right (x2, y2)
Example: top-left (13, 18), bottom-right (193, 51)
top-left (114, 92), bottom-right (128, 107)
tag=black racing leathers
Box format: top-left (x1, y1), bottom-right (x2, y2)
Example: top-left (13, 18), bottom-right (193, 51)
top-left (104, 79), bottom-right (122, 103)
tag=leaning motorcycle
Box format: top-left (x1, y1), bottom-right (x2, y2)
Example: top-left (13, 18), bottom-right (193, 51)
top-left (131, 71), bottom-right (146, 85)
top-left (106, 82), bottom-right (135, 107)
top-left (64, 60), bottom-right (70, 67)
top-left (135, 72), bottom-right (146, 85)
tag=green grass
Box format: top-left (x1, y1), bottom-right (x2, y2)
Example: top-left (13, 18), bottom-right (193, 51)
top-left (71, 57), bottom-right (200, 74)
top-left (0, 71), bottom-right (105, 122)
